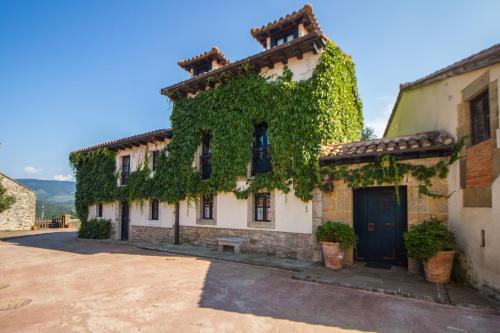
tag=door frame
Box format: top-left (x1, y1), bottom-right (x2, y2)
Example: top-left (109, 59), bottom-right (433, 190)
top-left (121, 201), bottom-right (129, 241)
top-left (353, 186), bottom-right (408, 266)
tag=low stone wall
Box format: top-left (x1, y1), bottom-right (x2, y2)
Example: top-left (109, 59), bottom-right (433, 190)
top-left (179, 226), bottom-right (320, 261)
top-left (130, 225), bottom-right (174, 243)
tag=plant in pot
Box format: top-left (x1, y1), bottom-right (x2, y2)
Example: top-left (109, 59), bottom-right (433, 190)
top-left (316, 221), bottom-right (357, 270)
top-left (403, 217), bottom-right (455, 283)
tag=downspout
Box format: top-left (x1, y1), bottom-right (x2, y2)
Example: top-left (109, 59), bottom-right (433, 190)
top-left (174, 202), bottom-right (180, 244)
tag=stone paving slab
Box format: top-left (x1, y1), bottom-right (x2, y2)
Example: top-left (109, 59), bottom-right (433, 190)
top-left (78, 237), bottom-right (500, 312)
top-left (78, 238), bottom-right (315, 272)
top-left (292, 263), bottom-right (500, 312)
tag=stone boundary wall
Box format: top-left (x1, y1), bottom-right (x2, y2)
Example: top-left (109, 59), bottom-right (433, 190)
top-left (0, 175), bottom-right (36, 231)
top-left (130, 225), bottom-right (173, 243)
top-left (179, 226), bottom-right (319, 261)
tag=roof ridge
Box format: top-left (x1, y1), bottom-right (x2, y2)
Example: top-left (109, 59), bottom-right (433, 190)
top-left (72, 128), bottom-right (172, 153)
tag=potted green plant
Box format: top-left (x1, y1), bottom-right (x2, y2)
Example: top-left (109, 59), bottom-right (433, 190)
top-left (403, 217), bottom-right (455, 283)
top-left (316, 221), bottom-right (357, 270)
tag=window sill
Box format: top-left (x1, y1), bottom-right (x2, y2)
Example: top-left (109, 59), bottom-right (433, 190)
top-left (196, 219), bottom-right (216, 226)
top-left (248, 220), bottom-right (275, 229)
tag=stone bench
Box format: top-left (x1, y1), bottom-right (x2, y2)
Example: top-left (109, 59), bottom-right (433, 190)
top-left (217, 237), bottom-right (245, 254)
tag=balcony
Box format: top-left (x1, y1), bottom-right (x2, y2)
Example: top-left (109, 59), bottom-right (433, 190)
top-left (252, 145), bottom-right (271, 175)
top-left (200, 154), bottom-right (212, 180)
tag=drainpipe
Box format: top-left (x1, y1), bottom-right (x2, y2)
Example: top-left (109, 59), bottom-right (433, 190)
top-left (174, 202), bottom-right (180, 245)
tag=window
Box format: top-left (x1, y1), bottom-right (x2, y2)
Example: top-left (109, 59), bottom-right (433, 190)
top-left (255, 193), bottom-right (271, 222)
top-left (200, 133), bottom-right (212, 179)
top-left (194, 63), bottom-right (212, 76)
top-left (97, 203), bottom-right (103, 217)
top-left (152, 151), bottom-right (160, 171)
top-left (470, 90), bottom-right (490, 145)
top-left (271, 28), bottom-right (298, 47)
top-left (252, 123), bottom-right (271, 175)
top-left (121, 155), bottom-right (130, 185)
top-left (202, 194), bottom-right (214, 220)
top-left (150, 199), bottom-right (159, 220)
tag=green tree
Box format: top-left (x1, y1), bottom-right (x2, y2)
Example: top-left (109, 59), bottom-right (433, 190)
top-left (360, 126), bottom-right (377, 140)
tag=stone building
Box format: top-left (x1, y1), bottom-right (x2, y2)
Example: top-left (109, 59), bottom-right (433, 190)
top-left (0, 172), bottom-right (36, 231)
top-left (73, 4), bottom-right (498, 299)
top-left (385, 44), bottom-right (500, 298)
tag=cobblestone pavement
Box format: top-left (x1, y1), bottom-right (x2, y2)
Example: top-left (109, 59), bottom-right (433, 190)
top-left (1, 231), bottom-right (499, 333)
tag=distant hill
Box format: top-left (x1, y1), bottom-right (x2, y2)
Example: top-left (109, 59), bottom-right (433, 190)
top-left (16, 179), bottom-right (75, 218)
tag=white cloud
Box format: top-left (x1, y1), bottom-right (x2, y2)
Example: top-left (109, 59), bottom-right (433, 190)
top-left (365, 96), bottom-right (397, 138)
top-left (24, 166), bottom-right (43, 175)
top-left (53, 174), bottom-right (73, 181)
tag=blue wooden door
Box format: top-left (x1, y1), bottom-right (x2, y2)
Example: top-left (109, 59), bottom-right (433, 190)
top-left (353, 187), bottom-right (407, 265)
top-left (121, 201), bottom-right (129, 240)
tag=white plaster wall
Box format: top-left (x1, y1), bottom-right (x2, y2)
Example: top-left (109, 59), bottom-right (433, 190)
top-left (275, 190), bottom-right (312, 234)
top-left (87, 202), bottom-right (117, 222)
top-left (178, 188), bottom-right (313, 234)
top-left (129, 201), bottom-right (175, 228)
top-left (386, 65), bottom-right (500, 138)
top-left (260, 51), bottom-right (321, 82)
top-left (386, 63), bottom-right (500, 294)
top-left (115, 140), bottom-right (169, 178)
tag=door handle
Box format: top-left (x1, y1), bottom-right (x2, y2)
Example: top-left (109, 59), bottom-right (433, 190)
top-left (384, 222), bottom-right (395, 227)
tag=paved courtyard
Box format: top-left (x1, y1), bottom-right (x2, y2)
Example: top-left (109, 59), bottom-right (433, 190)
top-left (0, 231), bottom-right (498, 333)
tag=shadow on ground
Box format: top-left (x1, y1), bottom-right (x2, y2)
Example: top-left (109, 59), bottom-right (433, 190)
top-left (2, 231), bottom-right (498, 332)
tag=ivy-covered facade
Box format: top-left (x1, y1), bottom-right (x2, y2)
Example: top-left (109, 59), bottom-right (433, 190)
top-left (71, 5), bottom-right (463, 265)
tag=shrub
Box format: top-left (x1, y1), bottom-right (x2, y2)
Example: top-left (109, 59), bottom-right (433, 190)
top-left (404, 216), bottom-right (455, 262)
top-left (78, 218), bottom-right (111, 239)
top-left (316, 221), bottom-right (357, 249)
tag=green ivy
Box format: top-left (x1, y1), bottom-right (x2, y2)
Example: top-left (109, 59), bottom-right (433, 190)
top-left (155, 41), bottom-right (363, 203)
top-left (70, 41), bottom-right (364, 219)
top-left (320, 138), bottom-right (465, 200)
top-left (69, 149), bottom-right (117, 221)
top-left (0, 182), bottom-right (15, 213)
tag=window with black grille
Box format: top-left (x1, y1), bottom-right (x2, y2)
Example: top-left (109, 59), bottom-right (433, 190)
top-left (252, 123), bottom-right (271, 175)
top-left (97, 203), bottom-right (103, 217)
top-left (470, 90), bottom-right (490, 145)
top-left (121, 155), bottom-right (130, 185)
top-left (202, 194), bottom-right (214, 220)
top-left (152, 151), bottom-right (160, 171)
top-left (150, 199), bottom-right (159, 220)
top-left (255, 193), bottom-right (271, 222)
top-left (200, 133), bottom-right (212, 179)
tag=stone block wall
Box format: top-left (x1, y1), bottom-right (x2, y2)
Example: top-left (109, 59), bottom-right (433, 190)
top-left (321, 157), bottom-right (449, 263)
top-left (130, 225), bottom-right (173, 243)
top-left (0, 175), bottom-right (36, 231)
top-left (179, 226), bottom-right (317, 261)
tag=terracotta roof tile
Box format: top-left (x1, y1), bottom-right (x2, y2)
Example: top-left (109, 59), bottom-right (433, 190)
top-left (250, 4), bottom-right (322, 48)
top-left (321, 131), bottom-right (454, 164)
top-left (72, 128), bottom-right (172, 153)
top-left (178, 47), bottom-right (230, 72)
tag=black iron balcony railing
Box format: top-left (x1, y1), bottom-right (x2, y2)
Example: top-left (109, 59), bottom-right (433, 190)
top-left (252, 145), bottom-right (271, 175)
top-left (200, 154), bottom-right (212, 179)
top-left (121, 170), bottom-right (130, 185)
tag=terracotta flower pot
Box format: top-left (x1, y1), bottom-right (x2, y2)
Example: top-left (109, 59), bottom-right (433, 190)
top-left (321, 241), bottom-right (344, 270)
top-left (423, 251), bottom-right (455, 284)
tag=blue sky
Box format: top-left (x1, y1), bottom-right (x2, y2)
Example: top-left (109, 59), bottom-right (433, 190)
top-left (1, 1), bottom-right (499, 181)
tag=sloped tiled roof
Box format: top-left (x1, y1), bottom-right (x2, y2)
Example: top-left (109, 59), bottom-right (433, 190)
top-left (250, 4), bottom-right (322, 48)
top-left (384, 44), bottom-right (500, 137)
top-left (400, 43), bottom-right (500, 90)
top-left (162, 32), bottom-right (326, 98)
top-left (321, 131), bottom-right (455, 165)
top-left (178, 47), bottom-right (230, 72)
top-left (72, 129), bottom-right (172, 153)
top-left (0, 172), bottom-right (36, 193)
